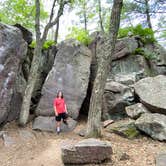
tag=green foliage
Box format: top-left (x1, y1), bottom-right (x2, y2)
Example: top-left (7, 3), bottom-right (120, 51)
top-left (66, 27), bottom-right (92, 45)
top-left (118, 24), bottom-right (156, 44)
top-left (29, 40), bottom-right (56, 50)
top-left (0, 0), bottom-right (48, 30)
top-left (134, 48), bottom-right (157, 60)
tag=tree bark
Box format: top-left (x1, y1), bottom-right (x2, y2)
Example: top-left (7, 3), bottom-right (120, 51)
top-left (83, 0), bottom-right (87, 31)
top-left (86, 0), bottom-right (123, 138)
top-left (19, 0), bottom-right (67, 126)
top-left (54, 17), bottom-right (59, 43)
top-left (98, 0), bottom-right (104, 33)
top-left (145, 0), bottom-right (152, 29)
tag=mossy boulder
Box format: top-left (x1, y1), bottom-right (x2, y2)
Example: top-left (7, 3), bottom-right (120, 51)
top-left (106, 120), bottom-right (140, 139)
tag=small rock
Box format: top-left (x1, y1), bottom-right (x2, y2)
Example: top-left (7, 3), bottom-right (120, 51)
top-left (117, 151), bottom-right (130, 161)
top-left (61, 138), bottom-right (113, 165)
top-left (156, 154), bottom-right (166, 166)
top-left (19, 130), bottom-right (34, 140)
top-left (2, 133), bottom-right (15, 147)
top-left (78, 129), bottom-right (86, 137)
top-left (125, 103), bottom-right (149, 119)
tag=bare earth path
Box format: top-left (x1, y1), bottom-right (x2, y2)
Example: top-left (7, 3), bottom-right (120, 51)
top-left (0, 120), bottom-right (165, 166)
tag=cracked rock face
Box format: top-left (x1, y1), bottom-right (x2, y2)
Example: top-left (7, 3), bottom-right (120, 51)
top-left (0, 23), bottom-right (27, 125)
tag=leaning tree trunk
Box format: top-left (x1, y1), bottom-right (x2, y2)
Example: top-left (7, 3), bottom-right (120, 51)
top-left (54, 17), bottom-right (59, 43)
top-left (86, 0), bottom-right (123, 138)
top-left (19, 44), bottom-right (42, 125)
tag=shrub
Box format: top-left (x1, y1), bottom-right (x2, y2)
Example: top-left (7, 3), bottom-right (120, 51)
top-left (118, 24), bottom-right (156, 44)
top-left (66, 27), bottom-right (92, 46)
top-left (29, 40), bottom-right (56, 50)
top-left (134, 48), bottom-right (157, 60)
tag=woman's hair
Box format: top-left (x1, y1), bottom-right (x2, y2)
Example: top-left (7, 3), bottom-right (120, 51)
top-left (56, 90), bottom-right (63, 98)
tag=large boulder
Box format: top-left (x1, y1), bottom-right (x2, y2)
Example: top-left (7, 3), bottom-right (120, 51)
top-left (36, 39), bottom-right (92, 119)
top-left (0, 23), bottom-right (27, 125)
top-left (125, 103), bottom-right (149, 120)
top-left (103, 81), bottom-right (134, 120)
top-left (61, 138), bottom-right (113, 164)
top-left (135, 113), bottom-right (166, 141)
top-left (134, 75), bottom-right (166, 114)
top-left (32, 116), bottom-right (77, 132)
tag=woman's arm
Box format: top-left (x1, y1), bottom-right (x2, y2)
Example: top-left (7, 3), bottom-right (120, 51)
top-left (65, 104), bottom-right (68, 114)
top-left (54, 106), bottom-right (58, 116)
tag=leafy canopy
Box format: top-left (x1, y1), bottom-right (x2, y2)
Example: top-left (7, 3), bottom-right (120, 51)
top-left (0, 0), bottom-right (48, 30)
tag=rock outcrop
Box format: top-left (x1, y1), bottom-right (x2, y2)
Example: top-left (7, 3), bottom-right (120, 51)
top-left (103, 81), bottom-right (134, 120)
top-left (61, 138), bottom-right (113, 164)
top-left (0, 23), bottom-right (27, 125)
top-left (134, 75), bottom-right (166, 115)
top-left (36, 39), bottom-right (92, 119)
top-left (135, 113), bottom-right (166, 141)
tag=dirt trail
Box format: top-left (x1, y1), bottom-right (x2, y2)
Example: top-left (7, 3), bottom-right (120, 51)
top-left (0, 120), bottom-right (165, 166)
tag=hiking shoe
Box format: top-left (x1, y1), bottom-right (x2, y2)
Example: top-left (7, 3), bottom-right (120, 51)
top-left (57, 130), bottom-right (60, 135)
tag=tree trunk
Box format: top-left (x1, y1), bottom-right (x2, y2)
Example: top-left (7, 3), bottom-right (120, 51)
top-left (83, 1), bottom-right (87, 31)
top-left (98, 0), bottom-right (104, 33)
top-left (19, 44), bottom-right (42, 125)
top-left (145, 0), bottom-right (152, 29)
top-left (54, 17), bottom-right (59, 43)
top-left (86, 0), bottom-right (123, 138)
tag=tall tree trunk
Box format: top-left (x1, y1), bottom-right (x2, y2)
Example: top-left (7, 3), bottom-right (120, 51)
top-left (98, 0), bottom-right (104, 33)
top-left (83, 1), bottom-right (87, 31)
top-left (145, 0), bottom-right (152, 29)
top-left (86, 0), bottom-right (123, 138)
top-left (54, 17), bottom-right (59, 43)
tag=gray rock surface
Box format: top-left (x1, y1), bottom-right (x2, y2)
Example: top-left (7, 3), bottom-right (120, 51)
top-left (32, 116), bottom-right (77, 132)
top-left (103, 81), bottom-right (134, 120)
top-left (156, 154), bottom-right (166, 166)
top-left (36, 39), bottom-right (92, 119)
top-left (125, 103), bottom-right (149, 119)
top-left (0, 23), bottom-right (27, 125)
top-left (135, 113), bottom-right (166, 141)
top-left (61, 138), bottom-right (112, 164)
top-left (134, 75), bottom-right (166, 114)
top-left (106, 120), bottom-right (140, 139)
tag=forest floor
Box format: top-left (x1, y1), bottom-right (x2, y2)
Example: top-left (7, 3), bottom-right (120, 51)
top-left (0, 117), bottom-right (166, 166)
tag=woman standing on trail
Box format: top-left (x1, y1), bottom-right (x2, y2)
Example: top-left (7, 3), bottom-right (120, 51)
top-left (53, 91), bottom-right (68, 134)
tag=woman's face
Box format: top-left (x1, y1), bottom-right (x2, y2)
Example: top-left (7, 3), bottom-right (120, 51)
top-left (58, 91), bottom-right (62, 98)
